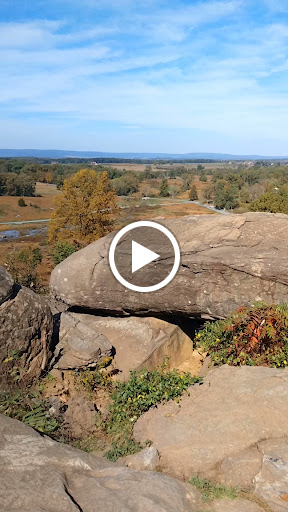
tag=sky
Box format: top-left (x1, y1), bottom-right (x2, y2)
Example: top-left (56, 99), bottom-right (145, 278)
top-left (1, 0), bottom-right (288, 155)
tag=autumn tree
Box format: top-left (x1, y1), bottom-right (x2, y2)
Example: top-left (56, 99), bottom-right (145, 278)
top-left (48, 169), bottom-right (117, 245)
top-left (189, 184), bottom-right (198, 201)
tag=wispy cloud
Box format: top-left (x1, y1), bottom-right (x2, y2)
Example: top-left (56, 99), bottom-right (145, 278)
top-left (1, 0), bottom-right (288, 153)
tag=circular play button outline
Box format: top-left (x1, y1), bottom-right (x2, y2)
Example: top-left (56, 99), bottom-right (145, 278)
top-left (108, 220), bottom-right (181, 293)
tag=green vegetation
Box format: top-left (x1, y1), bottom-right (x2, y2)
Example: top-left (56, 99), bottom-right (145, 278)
top-left (0, 389), bottom-right (59, 434)
top-left (112, 173), bottom-right (140, 196)
top-left (18, 197), bottom-right (26, 207)
top-left (103, 365), bottom-right (202, 460)
top-left (159, 178), bottom-right (170, 197)
top-left (250, 187), bottom-right (288, 214)
top-left (73, 361), bottom-right (201, 461)
top-left (51, 241), bottom-right (80, 265)
top-left (189, 476), bottom-right (239, 502)
top-left (196, 303), bottom-right (288, 367)
top-left (2, 157), bottom-right (288, 214)
top-left (189, 184), bottom-right (198, 201)
top-left (6, 245), bottom-right (43, 290)
top-left (73, 361), bottom-right (113, 395)
top-left (214, 181), bottom-right (239, 209)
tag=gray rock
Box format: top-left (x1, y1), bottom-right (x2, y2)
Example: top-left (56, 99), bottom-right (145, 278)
top-left (0, 266), bottom-right (14, 305)
top-left (134, 365), bottom-right (288, 480)
top-left (50, 213), bottom-right (288, 318)
top-left (64, 395), bottom-right (97, 438)
top-left (0, 413), bottom-right (200, 512)
top-left (254, 438), bottom-right (288, 511)
top-left (118, 446), bottom-right (160, 471)
top-left (57, 313), bottom-right (203, 379)
top-left (203, 499), bottom-right (266, 511)
top-left (0, 273), bottom-right (53, 386)
top-left (54, 311), bottom-right (113, 369)
top-left (215, 447), bottom-right (263, 489)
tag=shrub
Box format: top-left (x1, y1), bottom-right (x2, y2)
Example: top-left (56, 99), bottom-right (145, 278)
top-left (0, 390), bottom-right (59, 434)
top-left (73, 361), bottom-right (113, 394)
top-left (18, 198), bottom-right (26, 207)
top-left (189, 476), bottom-right (238, 502)
top-left (196, 303), bottom-right (288, 367)
top-left (6, 245), bottom-right (43, 290)
top-left (106, 366), bottom-right (201, 433)
top-left (51, 241), bottom-right (80, 266)
top-left (101, 363), bottom-right (202, 461)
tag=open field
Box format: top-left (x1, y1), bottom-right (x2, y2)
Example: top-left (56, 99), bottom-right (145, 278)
top-left (105, 163), bottom-right (160, 172)
top-left (105, 162), bottom-right (236, 173)
top-left (0, 183), bottom-right (59, 223)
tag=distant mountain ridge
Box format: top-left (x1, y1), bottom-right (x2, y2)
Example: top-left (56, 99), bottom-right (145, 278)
top-left (0, 149), bottom-right (287, 160)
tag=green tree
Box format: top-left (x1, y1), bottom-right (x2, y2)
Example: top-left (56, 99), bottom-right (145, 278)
top-left (51, 241), bottom-right (80, 266)
top-left (49, 169), bottom-right (117, 245)
top-left (112, 174), bottom-right (139, 196)
top-left (159, 178), bottom-right (170, 197)
top-left (250, 188), bottom-right (288, 214)
top-left (199, 171), bottom-right (207, 182)
top-left (189, 184), bottom-right (198, 201)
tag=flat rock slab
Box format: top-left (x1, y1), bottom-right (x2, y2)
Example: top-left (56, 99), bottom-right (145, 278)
top-left (134, 365), bottom-right (288, 480)
top-left (55, 312), bottom-right (203, 377)
top-left (203, 499), bottom-right (266, 512)
top-left (0, 414), bottom-right (200, 512)
top-left (50, 213), bottom-right (288, 317)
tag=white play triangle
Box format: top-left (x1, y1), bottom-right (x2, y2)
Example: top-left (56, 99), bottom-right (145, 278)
top-left (132, 240), bottom-right (160, 273)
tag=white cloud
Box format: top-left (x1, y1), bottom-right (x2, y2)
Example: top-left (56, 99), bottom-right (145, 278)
top-left (1, 1), bottom-right (288, 153)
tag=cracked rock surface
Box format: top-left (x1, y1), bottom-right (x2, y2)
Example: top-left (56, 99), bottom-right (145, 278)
top-left (50, 213), bottom-right (288, 317)
top-left (0, 266), bottom-right (53, 385)
top-left (134, 365), bottom-right (288, 485)
top-left (0, 413), bottom-right (200, 512)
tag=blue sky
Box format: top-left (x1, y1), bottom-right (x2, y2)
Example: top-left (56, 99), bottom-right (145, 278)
top-left (1, 0), bottom-right (288, 154)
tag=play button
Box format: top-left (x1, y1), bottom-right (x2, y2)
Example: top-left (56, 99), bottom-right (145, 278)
top-left (108, 220), bottom-right (180, 293)
top-left (132, 241), bottom-right (160, 274)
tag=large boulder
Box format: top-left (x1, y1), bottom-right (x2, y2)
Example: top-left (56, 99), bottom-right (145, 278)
top-left (54, 312), bottom-right (203, 377)
top-left (0, 267), bottom-right (53, 386)
top-left (133, 365), bottom-right (288, 482)
top-left (0, 413), bottom-right (200, 512)
top-left (53, 311), bottom-right (113, 369)
top-left (50, 213), bottom-right (288, 318)
top-left (0, 266), bottom-right (14, 305)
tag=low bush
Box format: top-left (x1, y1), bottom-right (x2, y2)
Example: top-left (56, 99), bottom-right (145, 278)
top-left (18, 198), bottom-right (26, 207)
top-left (189, 476), bottom-right (238, 502)
top-left (0, 389), bottom-right (59, 434)
top-left (5, 245), bottom-right (43, 290)
top-left (103, 364), bottom-right (202, 460)
top-left (51, 240), bottom-right (81, 266)
top-left (196, 303), bottom-right (288, 367)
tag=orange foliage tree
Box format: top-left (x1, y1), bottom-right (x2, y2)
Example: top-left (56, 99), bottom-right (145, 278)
top-left (48, 169), bottom-right (117, 245)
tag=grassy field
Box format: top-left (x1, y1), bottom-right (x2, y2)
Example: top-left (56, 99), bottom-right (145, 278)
top-left (0, 183), bottom-right (59, 223)
top-left (106, 162), bottom-right (236, 172)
